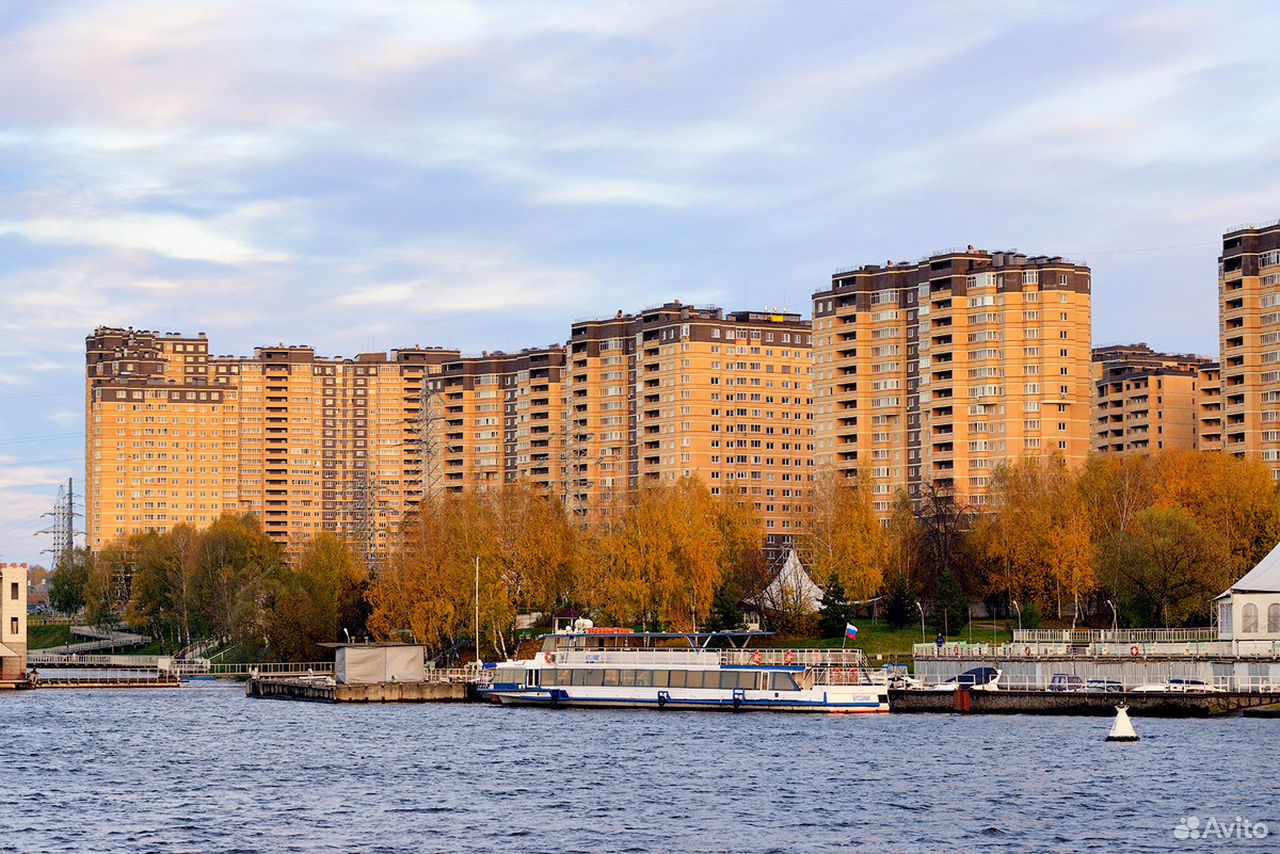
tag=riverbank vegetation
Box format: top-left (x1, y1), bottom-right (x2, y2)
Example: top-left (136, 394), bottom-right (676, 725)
top-left (48, 449), bottom-right (1280, 662)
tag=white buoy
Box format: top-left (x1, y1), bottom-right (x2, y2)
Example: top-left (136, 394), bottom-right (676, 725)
top-left (1106, 704), bottom-right (1139, 742)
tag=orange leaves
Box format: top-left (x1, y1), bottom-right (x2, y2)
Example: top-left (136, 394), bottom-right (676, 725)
top-left (796, 470), bottom-right (887, 601)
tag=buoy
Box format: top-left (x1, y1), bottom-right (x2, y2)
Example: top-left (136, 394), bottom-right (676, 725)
top-left (1106, 704), bottom-right (1139, 742)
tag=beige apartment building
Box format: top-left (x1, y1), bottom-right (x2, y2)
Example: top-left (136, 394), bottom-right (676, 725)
top-left (1091, 344), bottom-right (1215, 454)
top-left (635, 303), bottom-right (813, 536)
top-left (564, 312), bottom-right (637, 514)
top-left (812, 248), bottom-right (1092, 512)
top-left (1219, 219), bottom-right (1280, 475)
top-left (85, 327), bottom-right (458, 554)
top-left (1196, 363), bottom-right (1223, 451)
top-left (430, 346), bottom-right (566, 495)
top-left (434, 302), bottom-right (814, 535)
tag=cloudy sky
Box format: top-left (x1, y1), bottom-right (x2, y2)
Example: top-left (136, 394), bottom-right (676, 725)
top-left (1, 0), bottom-right (1279, 564)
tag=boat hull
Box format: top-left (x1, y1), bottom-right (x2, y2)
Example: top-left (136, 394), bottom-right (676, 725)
top-left (484, 686), bottom-right (889, 713)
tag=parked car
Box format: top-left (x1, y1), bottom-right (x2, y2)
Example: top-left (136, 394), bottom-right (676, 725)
top-left (1131, 679), bottom-right (1219, 693)
top-left (1085, 679), bottom-right (1123, 693)
top-left (1049, 674), bottom-right (1084, 692)
top-left (1168, 678), bottom-right (1219, 693)
top-left (928, 667), bottom-right (1002, 691)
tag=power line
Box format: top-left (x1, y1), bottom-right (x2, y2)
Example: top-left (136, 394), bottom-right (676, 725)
top-left (1063, 240), bottom-right (1218, 257)
top-left (0, 391), bottom-right (81, 401)
top-left (0, 456), bottom-right (85, 467)
top-left (0, 432), bottom-right (83, 446)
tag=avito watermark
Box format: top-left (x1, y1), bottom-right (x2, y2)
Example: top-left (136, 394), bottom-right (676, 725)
top-left (1174, 816), bottom-right (1269, 842)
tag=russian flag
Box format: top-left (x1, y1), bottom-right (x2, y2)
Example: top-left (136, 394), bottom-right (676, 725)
top-left (845, 623), bottom-right (859, 641)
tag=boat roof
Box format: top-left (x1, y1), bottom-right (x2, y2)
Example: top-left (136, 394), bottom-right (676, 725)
top-left (539, 631), bottom-right (773, 639)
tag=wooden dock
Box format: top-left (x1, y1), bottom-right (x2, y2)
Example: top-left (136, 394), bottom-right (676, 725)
top-left (247, 677), bottom-right (470, 703)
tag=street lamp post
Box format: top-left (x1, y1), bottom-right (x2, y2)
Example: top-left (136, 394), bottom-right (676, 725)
top-left (915, 600), bottom-right (925, 645)
top-left (1012, 599), bottom-right (1022, 633)
top-left (1106, 599), bottom-right (1118, 639)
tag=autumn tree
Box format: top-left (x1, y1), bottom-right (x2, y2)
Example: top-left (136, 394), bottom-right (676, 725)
top-left (1098, 506), bottom-right (1230, 627)
top-left (796, 470), bottom-right (886, 600)
top-left (49, 547), bottom-right (92, 616)
top-left (233, 532), bottom-right (369, 661)
top-left (190, 513), bottom-right (284, 640)
top-left (125, 525), bottom-right (200, 649)
top-left (969, 456), bottom-right (1094, 618)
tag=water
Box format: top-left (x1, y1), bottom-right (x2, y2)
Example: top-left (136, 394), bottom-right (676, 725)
top-left (2, 682), bottom-right (1276, 853)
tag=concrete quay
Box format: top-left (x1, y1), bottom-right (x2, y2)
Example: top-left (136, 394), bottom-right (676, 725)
top-left (247, 677), bottom-right (470, 703)
top-left (890, 688), bottom-right (1280, 717)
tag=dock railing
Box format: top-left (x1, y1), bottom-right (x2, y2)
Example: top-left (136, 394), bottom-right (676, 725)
top-left (719, 648), bottom-right (870, 668)
top-left (954, 673), bottom-right (1280, 694)
top-left (914, 639), bottom-right (1280, 660)
top-left (1012, 628), bottom-right (1218, 644)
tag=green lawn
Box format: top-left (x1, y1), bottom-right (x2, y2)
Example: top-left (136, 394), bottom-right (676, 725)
top-left (781, 621), bottom-right (1015, 660)
top-left (26, 622), bottom-right (74, 649)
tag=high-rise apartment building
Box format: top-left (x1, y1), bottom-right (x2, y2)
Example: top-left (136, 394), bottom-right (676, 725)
top-left (1196, 364), bottom-right (1223, 451)
top-left (85, 327), bottom-right (458, 553)
top-left (565, 312), bottom-right (638, 513)
top-left (812, 248), bottom-right (1092, 512)
top-left (1091, 344), bottom-right (1215, 454)
top-left (430, 346), bottom-right (566, 495)
top-left (87, 301), bottom-right (814, 553)
top-left (631, 303), bottom-right (813, 537)
top-left (1219, 219), bottom-right (1280, 475)
top-left (450, 303), bottom-right (816, 536)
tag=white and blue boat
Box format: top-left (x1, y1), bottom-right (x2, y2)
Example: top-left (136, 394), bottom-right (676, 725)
top-left (479, 627), bottom-right (889, 713)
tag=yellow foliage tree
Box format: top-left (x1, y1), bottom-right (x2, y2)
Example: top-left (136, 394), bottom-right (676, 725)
top-left (795, 470), bottom-right (886, 600)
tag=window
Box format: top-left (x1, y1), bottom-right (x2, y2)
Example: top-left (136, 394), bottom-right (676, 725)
top-left (1242, 603), bottom-right (1259, 633)
top-left (1269, 603), bottom-right (1280, 634)
top-left (771, 672), bottom-right (799, 691)
top-left (8, 617), bottom-right (15, 636)
top-left (8, 582), bottom-right (15, 601)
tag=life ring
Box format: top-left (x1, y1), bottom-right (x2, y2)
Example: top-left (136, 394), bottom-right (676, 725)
top-left (1130, 645), bottom-right (1140, 657)
top-left (543, 652), bottom-right (555, 664)
top-left (1023, 645), bottom-right (1032, 657)
top-left (751, 651), bottom-right (762, 665)
top-left (784, 650), bottom-right (796, 665)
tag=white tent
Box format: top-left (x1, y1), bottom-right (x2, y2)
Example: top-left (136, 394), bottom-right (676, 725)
top-left (755, 549), bottom-right (825, 613)
top-left (1216, 542), bottom-right (1280, 640)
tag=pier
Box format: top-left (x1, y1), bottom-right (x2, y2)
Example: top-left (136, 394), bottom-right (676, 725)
top-left (247, 676), bottom-right (471, 703)
top-left (890, 688), bottom-right (1280, 717)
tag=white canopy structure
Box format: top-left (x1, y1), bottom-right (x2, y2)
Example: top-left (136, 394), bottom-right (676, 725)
top-left (755, 549), bottom-right (825, 614)
top-left (1216, 542), bottom-right (1280, 640)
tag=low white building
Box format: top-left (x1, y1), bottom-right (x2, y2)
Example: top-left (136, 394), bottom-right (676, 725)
top-left (0, 563), bottom-right (28, 685)
top-left (325, 643), bottom-right (427, 685)
top-left (1216, 543), bottom-right (1280, 641)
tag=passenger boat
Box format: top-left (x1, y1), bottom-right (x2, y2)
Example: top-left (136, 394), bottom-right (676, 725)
top-left (479, 627), bottom-right (889, 713)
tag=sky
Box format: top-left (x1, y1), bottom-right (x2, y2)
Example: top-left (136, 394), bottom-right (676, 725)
top-left (1, 0), bottom-right (1279, 565)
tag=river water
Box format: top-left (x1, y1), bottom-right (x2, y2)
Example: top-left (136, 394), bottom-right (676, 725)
top-left (1, 682), bottom-right (1275, 853)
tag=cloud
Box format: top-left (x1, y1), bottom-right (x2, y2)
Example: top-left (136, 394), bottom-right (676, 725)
top-left (1, 0), bottom-right (1279, 560)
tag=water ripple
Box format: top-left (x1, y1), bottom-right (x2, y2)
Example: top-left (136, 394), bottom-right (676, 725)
top-left (1, 684), bottom-right (1277, 852)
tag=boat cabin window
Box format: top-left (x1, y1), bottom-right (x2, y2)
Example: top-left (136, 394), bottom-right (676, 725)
top-left (618, 670), bottom-right (636, 687)
top-left (634, 670), bottom-right (652, 687)
top-left (603, 669), bottom-right (620, 687)
top-left (771, 672), bottom-right (799, 691)
top-left (668, 670), bottom-right (687, 688)
top-left (653, 670), bottom-right (669, 688)
top-left (543, 669), bottom-right (560, 687)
